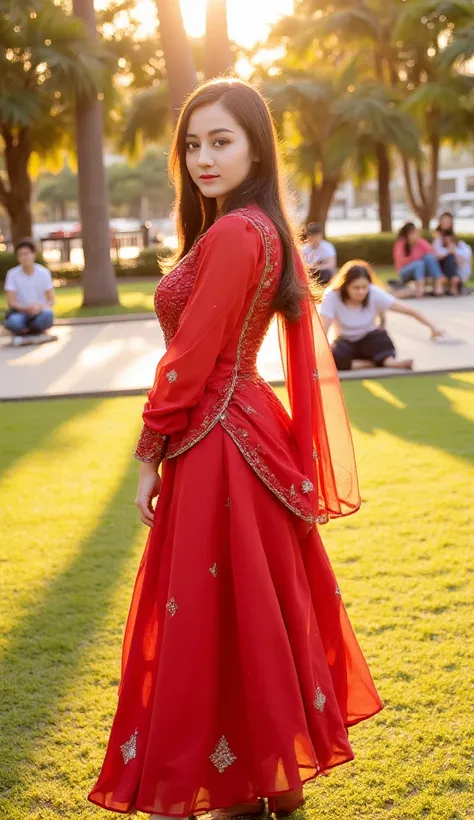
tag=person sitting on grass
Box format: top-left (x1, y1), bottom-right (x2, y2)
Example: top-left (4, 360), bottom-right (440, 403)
top-left (393, 223), bottom-right (444, 297)
top-left (3, 239), bottom-right (56, 345)
top-left (319, 260), bottom-right (444, 372)
top-left (301, 222), bottom-right (337, 285)
top-left (433, 228), bottom-right (472, 295)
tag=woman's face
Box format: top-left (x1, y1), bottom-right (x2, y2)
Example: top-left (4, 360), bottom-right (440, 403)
top-left (346, 276), bottom-right (370, 303)
top-left (440, 214), bottom-right (453, 230)
top-left (408, 228), bottom-right (418, 245)
top-left (185, 101), bottom-right (257, 208)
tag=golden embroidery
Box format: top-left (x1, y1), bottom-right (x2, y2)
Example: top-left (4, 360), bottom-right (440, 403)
top-left (165, 208), bottom-right (279, 460)
top-left (221, 416), bottom-right (316, 525)
top-left (244, 405), bottom-right (259, 416)
top-left (209, 563), bottom-right (218, 577)
top-left (166, 369), bottom-right (178, 383)
top-left (313, 686), bottom-right (326, 713)
top-left (133, 426), bottom-right (167, 463)
top-left (210, 736), bottom-right (237, 773)
top-left (166, 597), bottom-right (178, 617)
top-left (313, 369), bottom-right (319, 380)
top-left (335, 584), bottom-right (342, 597)
top-left (317, 513), bottom-right (329, 525)
top-left (120, 728), bottom-right (138, 764)
top-left (225, 497), bottom-right (231, 510)
top-left (302, 479), bottom-right (314, 493)
top-left (313, 448), bottom-right (318, 460)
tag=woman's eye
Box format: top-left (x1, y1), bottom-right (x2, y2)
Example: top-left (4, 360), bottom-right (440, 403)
top-left (214, 139), bottom-right (229, 147)
top-left (186, 142), bottom-right (199, 151)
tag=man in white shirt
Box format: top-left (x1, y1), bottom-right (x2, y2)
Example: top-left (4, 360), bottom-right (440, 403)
top-left (301, 223), bottom-right (337, 285)
top-left (3, 239), bottom-right (56, 345)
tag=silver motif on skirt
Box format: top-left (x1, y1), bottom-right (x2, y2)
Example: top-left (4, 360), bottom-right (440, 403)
top-left (120, 728), bottom-right (138, 764)
top-left (209, 562), bottom-right (218, 578)
top-left (210, 735), bottom-right (237, 773)
top-left (166, 369), bottom-right (178, 383)
top-left (313, 448), bottom-right (318, 460)
top-left (166, 597), bottom-right (178, 617)
top-left (225, 496), bottom-right (231, 510)
top-left (335, 584), bottom-right (342, 597)
top-left (313, 686), bottom-right (326, 713)
top-left (301, 479), bottom-right (314, 493)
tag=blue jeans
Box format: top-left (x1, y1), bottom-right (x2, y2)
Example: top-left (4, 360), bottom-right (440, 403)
top-left (399, 254), bottom-right (442, 283)
top-left (4, 309), bottom-right (54, 335)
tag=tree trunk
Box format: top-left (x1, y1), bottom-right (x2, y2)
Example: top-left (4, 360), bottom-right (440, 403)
top-left (306, 177), bottom-right (340, 234)
top-left (155, 0), bottom-right (197, 123)
top-left (205, 0), bottom-right (233, 80)
top-left (376, 143), bottom-right (392, 233)
top-left (0, 126), bottom-right (33, 245)
top-left (402, 156), bottom-right (434, 230)
top-left (72, 0), bottom-right (118, 306)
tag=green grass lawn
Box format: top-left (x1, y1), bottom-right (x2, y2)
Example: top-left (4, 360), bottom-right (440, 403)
top-left (0, 374), bottom-right (473, 819)
top-left (0, 281), bottom-right (158, 319)
top-left (0, 269), bottom-right (397, 320)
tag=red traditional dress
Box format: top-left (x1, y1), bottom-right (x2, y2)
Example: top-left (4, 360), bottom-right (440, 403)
top-left (87, 205), bottom-right (382, 817)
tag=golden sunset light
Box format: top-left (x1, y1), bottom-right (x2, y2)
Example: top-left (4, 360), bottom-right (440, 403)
top-left (95, 0), bottom-right (294, 48)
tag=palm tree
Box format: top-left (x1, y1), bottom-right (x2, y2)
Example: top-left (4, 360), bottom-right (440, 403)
top-left (72, 0), bottom-right (118, 306)
top-left (205, 0), bottom-right (233, 79)
top-left (155, 0), bottom-right (197, 122)
top-left (266, 67), bottom-right (419, 231)
top-left (0, 1), bottom-right (103, 245)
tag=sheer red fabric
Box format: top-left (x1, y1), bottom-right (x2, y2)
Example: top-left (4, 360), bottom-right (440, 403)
top-left (87, 206), bottom-right (382, 818)
top-left (277, 252), bottom-right (361, 524)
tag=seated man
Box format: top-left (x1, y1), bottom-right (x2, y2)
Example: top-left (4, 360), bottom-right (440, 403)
top-left (3, 239), bottom-right (56, 345)
top-left (301, 223), bottom-right (337, 285)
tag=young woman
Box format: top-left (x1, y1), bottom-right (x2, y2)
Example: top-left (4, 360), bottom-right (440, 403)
top-left (393, 223), bottom-right (444, 297)
top-left (433, 228), bottom-right (472, 295)
top-left (320, 261), bottom-right (444, 371)
top-left (87, 80), bottom-right (383, 820)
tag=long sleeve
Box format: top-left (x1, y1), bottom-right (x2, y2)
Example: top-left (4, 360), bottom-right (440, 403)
top-left (133, 214), bottom-right (262, 462)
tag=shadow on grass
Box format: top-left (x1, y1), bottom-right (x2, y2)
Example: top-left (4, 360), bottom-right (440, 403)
top-left (0, 450), bottom-right (145, 798)
top-left (343, 373), bottom-right (474, 466)
top-left (0, 398), bottom-right (98, 477)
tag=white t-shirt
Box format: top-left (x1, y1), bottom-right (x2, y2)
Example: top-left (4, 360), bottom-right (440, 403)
top-left (320, 284), bottom-right (395, 342)
top-left (4, 264), bottom-right (54, 308)
top-left (302, 240), bottom-right (337, 269)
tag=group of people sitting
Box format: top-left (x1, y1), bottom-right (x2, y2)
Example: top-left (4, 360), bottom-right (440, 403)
top-left (393, 212), bottom-right (472, 298)
top-left (301, 221), bottom-right (449, 373)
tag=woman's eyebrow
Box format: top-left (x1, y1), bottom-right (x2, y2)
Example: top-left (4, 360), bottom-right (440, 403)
top-left (186, 128), bottom-right (235, 137)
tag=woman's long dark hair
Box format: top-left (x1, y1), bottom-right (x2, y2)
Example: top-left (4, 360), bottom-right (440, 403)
top-left (330, 260), bottom-right (375, 308)
top-left (169, 78), bottom-right (305, 321)
top-left (398, 222), bottom-right (417, 258)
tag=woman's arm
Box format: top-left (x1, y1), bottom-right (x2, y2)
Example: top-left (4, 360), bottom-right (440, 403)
top-left (135, 214), bottom-right (262, 453)
top-left (319, 313), bottom-right (333, 334)
top-left (389, 299), bottom-right (443, 337)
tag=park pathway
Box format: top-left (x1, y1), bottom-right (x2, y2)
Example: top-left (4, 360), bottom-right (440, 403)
top-left (0, 296), bottom-right (473, 401)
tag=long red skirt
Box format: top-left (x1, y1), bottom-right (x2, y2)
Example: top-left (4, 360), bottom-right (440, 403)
top-left (87, 424), bottom-right (382, 816)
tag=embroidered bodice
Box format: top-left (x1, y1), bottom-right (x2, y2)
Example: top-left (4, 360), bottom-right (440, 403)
top-left (134, 205), bottom-right (321, 529)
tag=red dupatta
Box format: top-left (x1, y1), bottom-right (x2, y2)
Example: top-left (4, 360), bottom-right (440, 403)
top-left (277, 252), bottom-right (360, 522)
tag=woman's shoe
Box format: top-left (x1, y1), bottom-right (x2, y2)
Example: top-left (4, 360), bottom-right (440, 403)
top-left (210, 798), bottom-right (266, 819)
top-left (267, 789), bottom-right (304, 816)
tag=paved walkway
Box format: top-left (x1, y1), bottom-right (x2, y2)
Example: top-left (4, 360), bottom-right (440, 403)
top-left (1, 296), bottom-right (473, 400)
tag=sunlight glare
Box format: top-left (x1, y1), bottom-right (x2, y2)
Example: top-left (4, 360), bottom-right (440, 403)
top-left (96, 0), bottom-right (294, 48)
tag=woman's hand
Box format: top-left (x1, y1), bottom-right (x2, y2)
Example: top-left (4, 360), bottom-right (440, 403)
top-left (135, 462), bottom-right (162, 527)
top-left (430, 326), bottom-right (445, 339)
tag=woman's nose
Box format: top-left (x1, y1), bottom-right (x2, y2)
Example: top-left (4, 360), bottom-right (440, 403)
top-left (198, 146), bottom-right (214, 167)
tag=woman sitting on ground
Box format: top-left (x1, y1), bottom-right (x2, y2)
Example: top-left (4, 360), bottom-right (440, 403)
top-left (433, 228), bottom-right (472, 295)
top-left (319, 261), bottom-right (444, 372)
top-left (393, 223), bottom-right (444, 297)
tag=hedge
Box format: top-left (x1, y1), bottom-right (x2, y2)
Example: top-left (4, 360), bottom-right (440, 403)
top-left (2, 234), bottom-right (473, 283)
